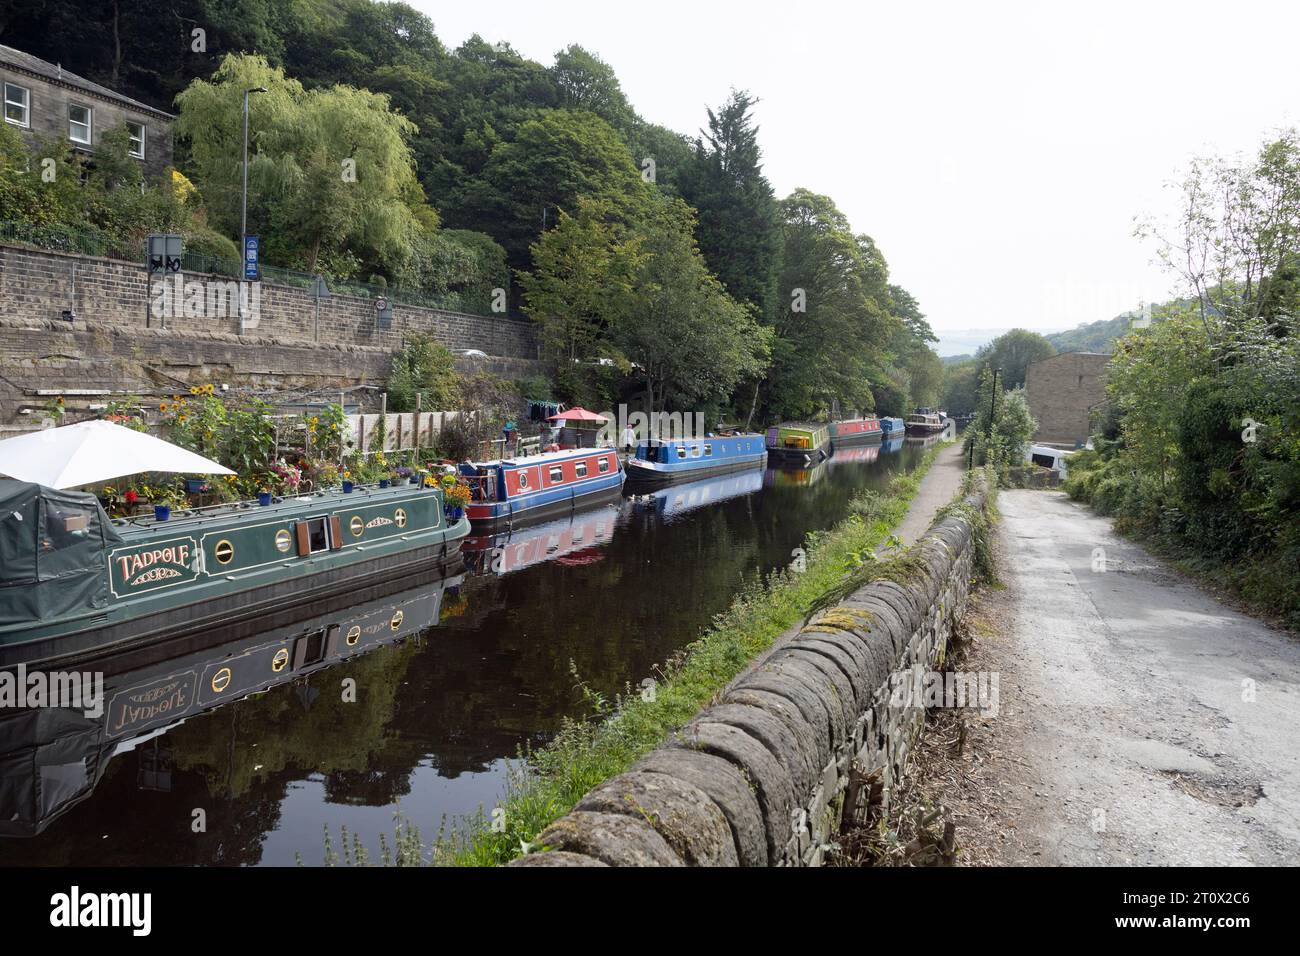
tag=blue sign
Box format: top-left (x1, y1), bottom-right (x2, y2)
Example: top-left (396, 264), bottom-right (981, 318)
top-left (243, 236), bottom-right (260, 280)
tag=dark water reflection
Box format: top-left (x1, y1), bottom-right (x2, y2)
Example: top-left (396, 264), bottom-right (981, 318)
top-left (0, 434), bottom-right (944, 866)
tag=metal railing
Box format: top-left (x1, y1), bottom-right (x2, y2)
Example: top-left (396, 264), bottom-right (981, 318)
top-left (1, 220), bottom-right (513, 318)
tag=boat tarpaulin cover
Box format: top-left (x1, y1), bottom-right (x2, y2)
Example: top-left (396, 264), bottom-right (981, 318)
top-left (0, 480), bottom-right (123, 627)
top-left (0, 707), bottom-right (104, 837)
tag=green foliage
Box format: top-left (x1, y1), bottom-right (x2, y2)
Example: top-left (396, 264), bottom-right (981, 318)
top-left (388, 334), bottom-right (459, 412)
top-left (973, 328), bottom-right (1057, 390)
top-left (941, 359), bottom-right (980, 416)
top-left (963, 373), bottom-right (1037, 481)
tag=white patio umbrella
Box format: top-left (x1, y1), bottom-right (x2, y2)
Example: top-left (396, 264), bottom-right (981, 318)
top-left (0, 420), bottom-right (235, 489)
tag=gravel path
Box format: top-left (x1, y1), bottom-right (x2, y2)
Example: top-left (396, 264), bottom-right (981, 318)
top-left (984, 490), bottom-right (1300, 865)
top-left (890, 441), bottom-right (966, 547)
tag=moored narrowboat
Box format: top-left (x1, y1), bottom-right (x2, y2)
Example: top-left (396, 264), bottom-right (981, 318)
top-left (879, 416), bottom-right (906, 438)
top-left (828, 417), bottom-right (883, 447)
top-left (624, 433), bottom-right (766, 485)
top-left (0, 479), bottom-right (468, 669)
top-left (765, 422), bottom-right (832, 463)
top-left (458, 447), bottom-right (624, 526)
top-left (904, 409), bottom-right (948, 435)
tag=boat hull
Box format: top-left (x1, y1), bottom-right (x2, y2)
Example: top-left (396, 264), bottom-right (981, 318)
top-left (829, 430), bottom-right (883, 447)
top-left (904, 422), bottom-right (948, 435)
top-left (0, 520), bottom-right (468, 670)
top-left (465, 473), bottom-right (624, 526)
top-left (766, 442), bottom-right (830, 464)
top-left (624, 453), bottom-right (765, 486)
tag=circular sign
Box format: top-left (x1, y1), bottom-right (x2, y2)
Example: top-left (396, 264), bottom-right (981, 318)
top-left (389, 610), bottom-right (404, 631)
top-left (211, 667), bottom-right (232, 694)
top-left (375, 296), bottom-right (389, 312)
top-left (271, 648), bottom-right (289, 673)
top-left (346, 625), bottom-right (361, 647)
top-left (350, 516), bottom-right (364, 537)
top-left (275, 529), bottom-right (292, 553)
top-left (214, 539), bottom-right (235, 565)
top-left (394, 508), bottom-right (407, 528)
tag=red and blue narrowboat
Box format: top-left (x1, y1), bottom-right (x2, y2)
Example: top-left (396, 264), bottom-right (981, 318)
top-left (458, 448), bottom-right (624, 525)
top-left (624, 433), bottom-right (766, 485)
top-left (828, 417), bottom-right (883, 448)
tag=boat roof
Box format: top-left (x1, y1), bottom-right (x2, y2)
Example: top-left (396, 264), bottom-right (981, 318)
top-left (775, 421), bottom-right (828, 430)
top-left (637, 433), bottom-right (762, 445)
top-left (469, 447), bottom-right (617, 469)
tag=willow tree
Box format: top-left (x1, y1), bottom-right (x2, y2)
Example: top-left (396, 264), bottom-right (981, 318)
top-left (175, 53), bottom-right (430, 276)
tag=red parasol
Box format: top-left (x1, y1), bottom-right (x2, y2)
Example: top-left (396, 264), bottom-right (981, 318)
top-left (547, 407), bottom-right (608, 423)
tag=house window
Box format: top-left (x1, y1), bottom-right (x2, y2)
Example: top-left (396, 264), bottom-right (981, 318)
top-left (598, 456), bottom-right (610, 473)
top-left (3, 83), bottom-right (29, 128)
top-left (126, 121), bottom-right (145, 159)
top-left (549, 465), bottom-right (563, 482)
top-left (68, 104), bottom-right (92, 144)
top-left (575, 461), bottom-right (588, 478)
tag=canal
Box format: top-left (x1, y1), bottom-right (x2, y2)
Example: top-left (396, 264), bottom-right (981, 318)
top-left (0, 432), bottom-right (949, 865)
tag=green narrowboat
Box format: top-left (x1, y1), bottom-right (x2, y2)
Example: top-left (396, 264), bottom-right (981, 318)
top-left (765, 422), bottom-right (832, 463)
top-left (0, 479), bottom-right (468, 668)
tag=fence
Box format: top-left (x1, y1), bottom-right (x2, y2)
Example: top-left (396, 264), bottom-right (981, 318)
top-left (0, 220), bottom-right (505, 318)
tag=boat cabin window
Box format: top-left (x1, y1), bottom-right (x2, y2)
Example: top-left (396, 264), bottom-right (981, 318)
top-left (677, 446), bottom-right (687, 460)
top-left (691, 446), bottom-right (701, 458)
top-left (549, 465), bottom-right (564, 482)
top-left (704, 444), bottom-right (712, 456)
top-left (598, 456), bottom-right (611, 473)
top-left (518, 470), bottom-right (528, 489)
top-left (576, 461), bottom-right (588, 478)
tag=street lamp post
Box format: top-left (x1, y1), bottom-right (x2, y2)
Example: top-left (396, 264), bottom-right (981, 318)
top-left (968, 366), bottom-right (1002, 470)
top-left (240, 86), bottom-right (267, 334)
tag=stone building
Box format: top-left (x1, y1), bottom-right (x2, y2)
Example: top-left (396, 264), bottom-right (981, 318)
top-left (1024, 351), bottom-right (1109, 447)
top-left (1, 44), bottom-right (173, 178)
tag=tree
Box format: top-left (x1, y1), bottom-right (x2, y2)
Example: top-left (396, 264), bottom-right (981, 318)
top-left (464, 109), bottom-right (644, 268)
top-left (941, 359), bottom-right (980, 417)
top-left (678, 90), bottom-right (781, 321)
top-left (964, 374), bottom-right (1037, 477)
top-left (387, 334), bottom-right (459, 412)
top-left (550, 45), bottom-right (634, 132)
top-left (975, 329), bottom-right (1057, 390)
top-left (175, 53), bottom-right (430, 276)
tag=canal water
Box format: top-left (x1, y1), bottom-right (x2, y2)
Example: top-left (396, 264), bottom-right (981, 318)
top-left (0, 432), bottom-right (951, 866)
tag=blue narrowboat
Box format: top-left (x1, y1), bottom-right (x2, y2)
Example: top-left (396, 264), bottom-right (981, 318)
top-left (459, 447), bottom-right (624, 525)
top-left (624, 433), bottom-right (766, 485)
top-left (879, 417), bottom-right (906, 438)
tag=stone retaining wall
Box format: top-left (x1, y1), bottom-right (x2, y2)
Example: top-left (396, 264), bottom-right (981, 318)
top-left (509, 476), bottom-right (989, 867)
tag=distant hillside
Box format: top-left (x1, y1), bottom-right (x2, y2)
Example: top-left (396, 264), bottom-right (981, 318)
top-left (941, 354), bottom-right (972, 365)
top-left (1046, 310), bottom-right (1146, 354)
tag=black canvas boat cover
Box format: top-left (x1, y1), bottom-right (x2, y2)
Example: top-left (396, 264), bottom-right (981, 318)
top-left (0, 480), bottom-right (123, 627)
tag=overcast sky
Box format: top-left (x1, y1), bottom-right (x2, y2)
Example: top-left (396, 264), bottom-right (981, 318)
top-left (416, 0), bottom-right (1299, 339)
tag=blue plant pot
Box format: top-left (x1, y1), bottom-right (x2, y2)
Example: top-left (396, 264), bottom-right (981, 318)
top-left (379, 479), bottom-right (391, 488)
top-left (342, 481), bottom-right (354, 493)
top-left (154, 505), bottom-right (170, 522)
top-left (409, 475), bottom-right (420, 485)
top-left (258, 492), bottom-right (272, 506)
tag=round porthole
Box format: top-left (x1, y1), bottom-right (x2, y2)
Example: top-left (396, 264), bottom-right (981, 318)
top-left (389, 610), bottom-right (404, 631)
top-left (211, 667), bottom-right (232, 693)
top-left (394, 508), bottom-right (408, 528)
top-left (271, 648), bottom-right (289, 673)
top-left (214, 539), bottom-right (235, 565)
top-left (350, 515), bottom-right (364, 537)
top-left (345, 625), bottom-right (361, 647)
top-left (275, 529), bottom-right (292, 553)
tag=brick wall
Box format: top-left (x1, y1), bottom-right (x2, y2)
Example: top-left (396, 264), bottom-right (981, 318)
top-left (1024, 351), bottom-right (1109, 446)
top-left (0, 244), bottom-right (541, 359)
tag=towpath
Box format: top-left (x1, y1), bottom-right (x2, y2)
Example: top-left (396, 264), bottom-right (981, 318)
top-left (953, 489), bottom-right (1300, 865)
top-left (890, 441), bottom-right (966, 547)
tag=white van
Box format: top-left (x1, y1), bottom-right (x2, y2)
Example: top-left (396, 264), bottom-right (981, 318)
top-left (1025, 444), bottom-right (1074, 478)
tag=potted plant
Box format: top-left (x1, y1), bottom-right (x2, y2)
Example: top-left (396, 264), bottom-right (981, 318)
top-left (153, 486), bottom-right (184, 521)
top-left (443, 480), bottom-right (472, 520)
top-left (341, 470), bottom-right (354, 494)
top-left (257, 484), bottom-right (273, 507)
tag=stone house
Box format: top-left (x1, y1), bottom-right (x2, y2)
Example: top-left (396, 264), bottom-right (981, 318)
top-left (1, 44), bottom-right (173, 178)
top-left (1024, 351), bottom-right (1109, 447)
